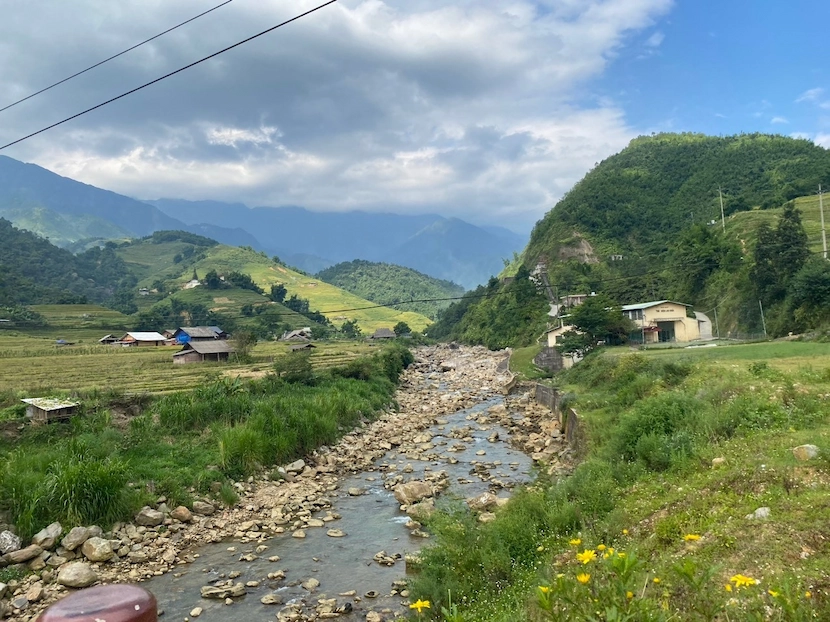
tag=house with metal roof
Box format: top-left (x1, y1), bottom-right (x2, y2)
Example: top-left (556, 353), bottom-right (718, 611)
top-left (22, 398), bottom-right (80, 424)
top-left (172, 326), bottom-right (228, 343)
top-left (119, 332), bottom-right (167, 346)
top-left (621, 300), bottom-right (705, 343)
top-left (173, 340), bottom-right (235, 364)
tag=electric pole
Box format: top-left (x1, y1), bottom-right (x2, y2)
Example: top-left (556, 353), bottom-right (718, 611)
top-left (718, 186), bottom-right (726, 232)
top-left (820, 184), bottom-right (827, 260)
top-left (759, 300), bottom-right (767, 338)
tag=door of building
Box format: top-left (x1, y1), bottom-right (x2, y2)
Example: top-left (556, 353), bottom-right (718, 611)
top-left (657, 321), bottom-right (675, 343)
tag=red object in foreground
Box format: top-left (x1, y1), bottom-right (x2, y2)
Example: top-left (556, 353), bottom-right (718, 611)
top-left (36, 584), bottom-right (157, 622)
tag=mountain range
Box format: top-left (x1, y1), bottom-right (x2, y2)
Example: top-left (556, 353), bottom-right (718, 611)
top-left (0, 155), bottom-right (525, 289)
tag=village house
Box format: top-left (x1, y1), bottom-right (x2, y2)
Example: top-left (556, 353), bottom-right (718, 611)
top-left (98, 334), bottom-right (119, 345)
top-left (172, 326), bottom-right (228, 343)
top-left (281, 327), bottom-right (313, 341)
top-left (368, 327), bottom-right (396, 340)
top-left (622, 300), bottom-right (706, 344)
top-left (118, 332), bottom-right (167, 346)
top-left (172, 340), bottom-right (235, 364)
top-left (289, 343), bottom-right (316, 352)
top-left (22, 398), bottom-right (79, 424)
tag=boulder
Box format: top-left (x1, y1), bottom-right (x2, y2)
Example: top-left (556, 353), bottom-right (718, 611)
top-left (0, 530), bottom-right (21, 554)
top-left (170, 506), bottom-right (193, 522)
top-left (135, 507), bottom-right (164, 527)
top-left (57, 562), bottom-right (99, 588)
top-left (200, 583), bottom-right (246, 599)
top-left (301, 577), bottom-right (320, 592)
top-left (61, 527), bottom-right (91, 551)
top-left (393, 481), bottom-right (433, 505)
top-left (81, 537), bottom-right (114, 562)
top-left (4, 544), bottom-right (42, 564)
top-left (192, 501), bottom-right (215, 516)
top-left (793, 444), bottom-right (820, 461)
top-left (32, 522), bottom-right (62, 549)
top-left (746, 506), bottom-right (771, 520)
top-left (25, 582), bottom-right (44, 603)
top-left (466, 492), bottom-right (499, 512)
top-left (285, 459), bottom-right (306, 474)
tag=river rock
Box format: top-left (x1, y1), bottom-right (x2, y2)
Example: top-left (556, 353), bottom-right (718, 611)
top-left (171, 506), bottom-right (193, 522)
top-left (81, 537), bottom-right (114, 562)
top-left (746, 506), bottom-right (771, 520)
top-left (393, 481), bottom-right (433, 505)
top-left (5, 544), bottom-right (42, 564)
top-left (32, 522), bottom-right (62, 549)
top-left (25, 582), bottom-right (44, 603)
top-left (135, 507), bottom-right (164, 526)
top-left (285, 459), bottom-right (306, 474)
top-left (327, 529), bottom-right (345, 537)
top-left (301, 577), bottom-right (320, 591)
top-left (261, 593), bottom-right (283, 605)
top-left (61, 527), bottom-right (91, 551)
top-left (466, 492), bottom-right (499, 512)
top-left (366, 611), bottom-right (383, 622)
top-left (190, 607), bottom-right (203, 617)
top-left (793, 444), bottom-right (820, 461)
top-left (192, 501), bottom-right (216, 516)
top-left (57, 562), bottom-right (99, 588)
top-left (292, 530), bottom-right (306, 539)
top-left (0, 530), bottom-right (21, 554)
top-left (201, 583), bottom-right (246, 599)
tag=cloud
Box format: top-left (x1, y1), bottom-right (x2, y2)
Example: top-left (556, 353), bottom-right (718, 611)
top-left (770, 116), bottom-right (788, 125)
top-left (796, 87), bottom-right (825, 103)
top-left (645, 31), bottom-right (665, 47)
top-left (0, 0), bottom-right (674, 230)
top-left (814, 133), bottom-right (830, 149)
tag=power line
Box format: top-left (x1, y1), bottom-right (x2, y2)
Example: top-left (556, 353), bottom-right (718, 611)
top-left (0, 0), bottom-right (234, 114)
top-left (0, 0), bottom-right (339, 151)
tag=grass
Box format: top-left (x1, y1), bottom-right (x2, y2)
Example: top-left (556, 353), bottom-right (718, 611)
top-left (509, 344), bottom-right (548, 380)
top-left (728, 194), bottom-right (829, 256)
top-left (410, 341), bottom-right (830, 620)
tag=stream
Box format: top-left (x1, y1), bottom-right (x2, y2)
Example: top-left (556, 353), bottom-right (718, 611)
top-left (143, 396), bottom-right (534, 621)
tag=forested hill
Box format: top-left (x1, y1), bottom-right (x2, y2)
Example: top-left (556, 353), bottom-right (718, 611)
top-left (0, 219), bottom-right (134, 306)
top-left (316, 260), bottom-right (465, 319)
top-left (430, 133), bottom-right (830, 346)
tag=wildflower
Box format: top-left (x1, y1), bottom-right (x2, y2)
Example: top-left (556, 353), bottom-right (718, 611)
top-left (537, 545), bottom-right (545, 552)
top-left (725, 584), bottom-right (732, 592)
top-left (569, 538), bottom-right (582, 546)
top-left (623, 529), bottom-right (629, 535)
top-left (597, 544), bottom-right (607, 551)
top-left (617, 552), bottom-right (626, 558)
top-left (576, 549), bottom-right (597, 564)
top-left (652, 578), bottom-right (661, 584)
top-left (768, 590), bottom-right (780, 598)
top-left (409, 600), bottom-right (430, 613)
top-left (577, 573), bottom-right (591, 584)
top-left (538, 586), bottom-right (551, 594)
top-left (626, 591), bottom-right (634, 599)
top-left (805, 591), bottom-right (812, 599)
top-left (730, 574), bottom-right (758, 589)
top-left (683, 534), bottom-right (701, 542)
top-left (556, 573), bottom-right (565, 579)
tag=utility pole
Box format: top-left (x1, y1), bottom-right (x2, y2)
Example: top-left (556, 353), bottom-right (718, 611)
top-left (713, 306), bottom-right (720, 339)
top-left (718, 186), bottom-right (726, 232)
top-left (820, 184), bottom-right (827, 260)
top-left (758, 300), bottom-right (767, 338)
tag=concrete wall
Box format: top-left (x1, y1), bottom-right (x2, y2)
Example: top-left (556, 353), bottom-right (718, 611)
top-left (534, 383), bottom-right (583, 452)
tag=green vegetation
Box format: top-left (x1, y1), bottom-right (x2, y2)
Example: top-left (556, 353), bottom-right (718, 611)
top-left (0, 343), bottom-right (413, 538)
top-left (411, 342), bottom-right (830, 620)
top-left (438, 133), bottom-right (830, 347)
top-left (316, 259), bottom-right (465, 319)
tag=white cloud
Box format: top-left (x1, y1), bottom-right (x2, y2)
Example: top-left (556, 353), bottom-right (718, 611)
top-left (770, 116), bottom-right (788, 124)
top-left (0, 0), bottom-right (675, 230)
top-left (814, 133), bottom-right (830, 149)
top-left (796, 87), bottom-right (825, 103)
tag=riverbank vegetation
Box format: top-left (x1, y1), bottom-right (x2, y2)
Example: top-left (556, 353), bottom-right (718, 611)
top-left (410, 342), bottom-right (830, 620)
top-left (0, 343), bottom-right (413, 539)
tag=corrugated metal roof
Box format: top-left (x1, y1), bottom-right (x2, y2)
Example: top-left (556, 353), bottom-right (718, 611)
top-left (178, 326), bottom-right (224, 338)
top-left (620, 300), bottom-right (690, 311)
top-left (175, 341), bottom-right (235, 355)
top-left (22, 398), bottom-right (79, 411)
top-left (371, 328), bottom-right (396, 338)
top-left (123, 332), bottom-right (167, 341)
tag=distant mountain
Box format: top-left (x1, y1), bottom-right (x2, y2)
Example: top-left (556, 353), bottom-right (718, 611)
top-left (316, 260), bottom-right (465, 319)
top-left (150, 199), bottom-right (525, 288)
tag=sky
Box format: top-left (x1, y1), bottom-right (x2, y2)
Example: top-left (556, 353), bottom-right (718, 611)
top-left (0, 0), bottom-right (828, 233)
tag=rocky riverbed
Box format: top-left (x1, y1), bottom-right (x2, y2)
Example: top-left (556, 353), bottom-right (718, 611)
top-left (0, 345), bottom-right (572, 621)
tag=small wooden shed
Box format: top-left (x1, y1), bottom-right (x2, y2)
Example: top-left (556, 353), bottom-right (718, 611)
top-left (22, 398), bottom-right (80, 424)
top-left (289, 343), bottom-right (316, 352)
top-left (369, 328), bottom-right (396, 340)
top-left (173, 340), bottom-right (235, 364)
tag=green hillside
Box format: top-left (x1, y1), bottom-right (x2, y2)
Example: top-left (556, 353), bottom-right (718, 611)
top-left (433, 133), bottom-right (830, 345)
top-left (0, 205), bottom-right (131, 248)
top-left (116, 236), bottom-right (430, 333)
top-left (316, 259), bottom-right (465, 319)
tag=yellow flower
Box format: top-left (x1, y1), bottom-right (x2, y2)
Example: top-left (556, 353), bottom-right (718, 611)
top-left (626, 591), bottom-right (634, 599)
top-left (569, 538), bottom-right (582, 546)
top-left (556, 573), bottom-right (565, 579)
top-left (768, 590), bottom-right (780, 598)
top-left (730, 574), bottom-right (758, 589)
top-left (724, 584), bottom-right (732, 592)
top-left (409, 600), bottom-right (431, 613)
top-left (597, 544), bottom-right (607, 551)
top-left (652, 578), bottom-right (661, 584)
top-left (576, 549), bottom-right (597, 564)
top-left (622, 529), bottom-right (629, 535)
top-left (576, 573), bottom-right (591, 584)
top-left (805, 591), bottom-right (812, 599)
top-left (683, 534), bottom-right (701, 542)
top-left (538, 586), bottom-right (551, 594)
top-left (617, 552), bottom-right (626, 558)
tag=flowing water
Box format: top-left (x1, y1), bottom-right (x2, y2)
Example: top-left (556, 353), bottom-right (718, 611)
top-left (143, 396), bottom-right (533, 620)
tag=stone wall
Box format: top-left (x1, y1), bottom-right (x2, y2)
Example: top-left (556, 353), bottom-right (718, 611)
top-left (534, 383), bottom-right (583, 452)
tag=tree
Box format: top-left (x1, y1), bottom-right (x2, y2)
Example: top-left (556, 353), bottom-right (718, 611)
top-left (204, 270), bottom-right (222, 290)
top-left (269, 283), bottom-right (287, 303)
top-left (393, 321), bottom-right (411, 336)
top-left (231, 330), bottom-right (258, 362)
top-left (273, 351), bottom-right (314, 384)
top-left (752, 203), bottom-right (809, 306)
top-left (340, 319), bottom-right (362, 338)
top-left (557, 294), bottom-right (633, 355)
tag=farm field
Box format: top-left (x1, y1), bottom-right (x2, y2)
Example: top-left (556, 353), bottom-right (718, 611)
top-left (0, 333), bottom-right (373, 399)
top-left (728, 193), bottom-right (829, 255)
